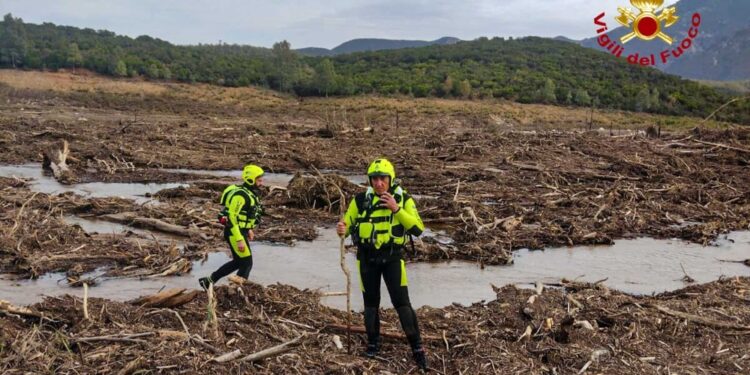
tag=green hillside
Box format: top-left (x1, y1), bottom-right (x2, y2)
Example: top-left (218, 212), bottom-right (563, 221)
top-left (323, 37), bottom-right (729, 114)
top-left (1, 14), bottom-right (747, 123)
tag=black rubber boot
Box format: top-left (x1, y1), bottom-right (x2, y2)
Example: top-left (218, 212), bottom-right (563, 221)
top-left (363, 342), bottom-right (379, 358)
top-left (395, 305), bottom-right (422, 349)
top-left (198, 276), bottom-right (213, 290)
top-left (413, 346), bottom-right (428, 371)
top-left (363, 307), bottom-right (380, 358)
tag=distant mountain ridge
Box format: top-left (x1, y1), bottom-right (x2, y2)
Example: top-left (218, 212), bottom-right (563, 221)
top-left (553, 36), bottom-right (579, 44)
top-left (296, 36), bottom-right (460, 56)
top-left (668, 27), bottom-right (750, 81)
top-left (580, 0), bottom-right (750, 81)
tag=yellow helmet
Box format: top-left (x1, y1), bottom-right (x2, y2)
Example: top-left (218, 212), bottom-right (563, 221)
top-left (242, 164), bottom-right (265, 185)
top-left (367, 158), bottom-right (396, 186)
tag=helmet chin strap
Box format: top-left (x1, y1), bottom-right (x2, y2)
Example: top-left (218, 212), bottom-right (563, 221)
top-left (367, 184), bottom-right (403, 198)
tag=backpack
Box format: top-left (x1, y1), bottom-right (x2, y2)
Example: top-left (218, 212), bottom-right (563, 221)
top-left (217, 184), bottom-right (240, 225)
top-left (217, 184), bottom-right (262, 226)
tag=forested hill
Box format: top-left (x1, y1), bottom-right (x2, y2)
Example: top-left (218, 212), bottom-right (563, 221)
top-left (296, 37), bottom-right (460, 56)
top-left (323, 36), bottom-right (733, 118)
top-left (1, 14), bottom-right (747, 123)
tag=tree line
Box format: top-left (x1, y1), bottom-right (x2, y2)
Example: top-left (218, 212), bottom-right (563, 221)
top-left (1, 14), bottom-right (747, 123)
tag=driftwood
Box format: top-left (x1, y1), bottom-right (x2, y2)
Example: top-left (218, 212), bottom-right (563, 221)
top-left (164, 290), bottom-right (200, 307)
top-left (211, 349), bottom-right (243, 363)
top-left (191, 334), bottom-right (222, 354)
top-left (506, 160), bottom-right (640, 181)
top-left (697, 96), bottom-right (749, 126)
top-left (36, 253), bottom-right (129, 262)
top-left (287, 172), bottom-right (360, 211)
top-left (321, 291), bottom-right (347, 297)
top-left (128, 288), bottom-right (199, 308)
top-left (649, 304), bottom-right (750, 331)
top-left (323, 324), bottom-right (441, 341)
top-left (150, 307), bottom-right (221, 355)
top-left (100, 212), bottom-right (209, 240)
top-left (42, 139), bottom-right (77, 184)
top-left (479, 215), bottom-right (520, 233)
top-left (68, 275), bottom-right (98, 288)
top-left (507, 161), bottom-right (544, 172)
top-left (148, 258), bottom-right (192, 278)
top-left (422, 217), bottom-right (463, 224)
top-left (116, 357), bottom-right (146, 375)
top-left (130, 289), bottom-right (184, 306)
top-left (517, 325), bottom-right (533, 342)
top-left (228, 275), bottom-right (246, 285)
top-left (8, 192), bottom-right (40, 237)
top-left (692, 139), bottom-right (750, 155)
top-left (71, 332), bottom-right (155, 345)
top-left (204, 283), bottom-right (220, 340)
top-left (718, 259), bottom-right (750, 266)
top-left (83, 283), bottom-right (90, 320)
top-left (240, 335), bottom-right (304, 363)
top-left (332, 335), bottom-right (343, 350)
top-left (157, 330), bottom-right (189, 340)
top-left (0, 300), bottom-right (45, 319)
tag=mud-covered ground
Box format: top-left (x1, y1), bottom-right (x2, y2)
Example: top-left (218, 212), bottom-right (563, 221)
top-left (1, 71), bottom-right (749, 374)
top-left (0, 174), bottom-right (334, 278)
top-left (1, 75), bottom-right (749, 277)
top-left (2, 276), bottom-right (749, 374)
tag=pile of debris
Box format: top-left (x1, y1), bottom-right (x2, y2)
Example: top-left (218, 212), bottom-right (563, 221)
top-left (1, 277), bottom-right (748, 373)
top-left (286, 172), bottom-right (361, 212)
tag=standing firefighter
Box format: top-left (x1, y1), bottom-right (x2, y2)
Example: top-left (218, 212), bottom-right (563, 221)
top-left (336, 158), bottom-right (427, 371)
top-left (199, 164), bottom-right (264, 288)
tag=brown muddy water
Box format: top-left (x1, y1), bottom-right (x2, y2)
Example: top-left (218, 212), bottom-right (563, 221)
top-left (0, 164), bottom-right (186, 203)
top-left (0, 165), bottom-right (358, 198)
top-left (1, 164), bottom-right (748, 311)
top-left (160, 167), bottom-right (367, 185)
top-left (2, 227), bottom-right (748, 311)
top-left (62, 215), bottom-right (187, 246)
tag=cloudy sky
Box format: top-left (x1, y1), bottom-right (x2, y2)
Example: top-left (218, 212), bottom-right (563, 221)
top-left (2, 0), bottom-right (679, 48)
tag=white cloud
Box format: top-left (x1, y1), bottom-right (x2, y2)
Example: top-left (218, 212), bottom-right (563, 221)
top-left (1, 0), bottom-right (681, 48)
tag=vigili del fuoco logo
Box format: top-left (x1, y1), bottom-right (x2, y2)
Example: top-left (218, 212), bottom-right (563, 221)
top-left (593, 0), bottom-right (702, 66)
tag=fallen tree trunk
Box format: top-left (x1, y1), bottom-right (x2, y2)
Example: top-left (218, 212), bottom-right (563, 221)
top-left (160, 290), bottom-right (200, 308)
top-left (100, 212), bottom-right (209, 240)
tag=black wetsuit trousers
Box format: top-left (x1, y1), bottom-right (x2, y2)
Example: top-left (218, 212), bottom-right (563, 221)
top-left (211, 227), bottom-right (253, 281)
top-left (359, 248), bottom-right (422, 350)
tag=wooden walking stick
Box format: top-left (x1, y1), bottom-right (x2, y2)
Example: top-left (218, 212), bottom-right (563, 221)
top-left (339, 231), bottom-right (352, 354)
top-left (337, 191), bottom-right (352, 354)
